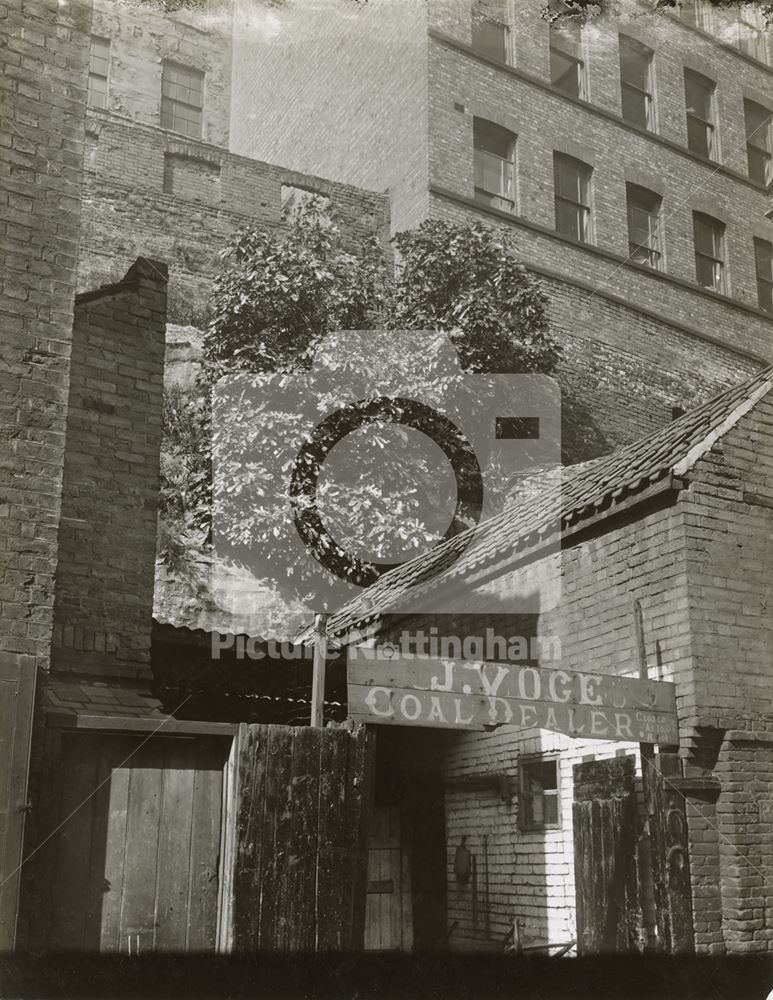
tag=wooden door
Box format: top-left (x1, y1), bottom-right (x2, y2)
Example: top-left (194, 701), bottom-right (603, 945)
top-left (0, 654), bottom-right (36, 951)
top-left (572, 756), bottom-right (639, 955)
top-left (364, 805), bottom-right (412, 952)
top-left (44, 732), bottom-right (229, 952)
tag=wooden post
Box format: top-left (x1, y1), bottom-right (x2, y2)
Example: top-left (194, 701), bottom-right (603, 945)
top-left (310, 613), bottom-right (328, 728)
top-left (634, 598), bottom-right (660, 953)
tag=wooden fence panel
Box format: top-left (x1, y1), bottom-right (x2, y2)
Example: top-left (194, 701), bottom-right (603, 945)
top-left (573, 756), bottom-right (639, 955)
top-left (232, 723), bottom-right (373, 952)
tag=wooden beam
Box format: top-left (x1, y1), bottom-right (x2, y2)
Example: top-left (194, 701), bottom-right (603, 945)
top-left (310, 613), bottom-right (328, 728)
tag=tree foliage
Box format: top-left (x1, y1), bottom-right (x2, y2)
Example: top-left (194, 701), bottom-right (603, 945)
top-left (161, 206), bottom-right (561, 612)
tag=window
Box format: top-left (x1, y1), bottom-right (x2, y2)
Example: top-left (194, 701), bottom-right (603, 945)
top-left (684, 69), bottom-right (716, 159)
top-left (553, 153), bottom-right (592, 243)
top-left (693, 212), bottom-right (726, 293)
top-left (549, 21), bottom-right (585, 99)
top-left (755, 238), bottom-right (773, 313)
top-left (619, 35), bottom-right (654, 130)
top-left (626, 184), bottom-right (663, 269)
top-left (471, 0), bottom-right (509, 62)
top-left (473, 118), bottom-right (515, 212)
top-left (161, 61), bottom-right (204, 138)
top-left (678, 0), bottom-right (714, 32)
top-left (519, 756), bottom-right (560, 831)
top-left (88, 36), bottom-right (110, 109)
top-left (744, 100), bottom-right (772, 186)
top-left (735, 8), bottom-right (769, 64)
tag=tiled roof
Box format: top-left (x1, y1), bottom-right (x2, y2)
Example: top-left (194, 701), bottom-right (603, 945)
top-left (44, 677), bottom-right (168, 719)
top-left (322, 364), bottom-right (773, 641)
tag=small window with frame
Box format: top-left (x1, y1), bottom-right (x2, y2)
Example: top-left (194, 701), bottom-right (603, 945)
top-left (519, 755), bottom-right (560, 831)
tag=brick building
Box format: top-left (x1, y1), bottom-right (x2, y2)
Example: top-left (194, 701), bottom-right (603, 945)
top-left (79, 0), bottom-right (390, 369)
top-left (229, 0), bottom-right (773, 459)
top-left (327, 365), bottom-right (773, 956)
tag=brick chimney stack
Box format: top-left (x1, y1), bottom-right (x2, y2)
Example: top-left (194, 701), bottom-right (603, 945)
top-left (51, 258), bottom-right (168, 680)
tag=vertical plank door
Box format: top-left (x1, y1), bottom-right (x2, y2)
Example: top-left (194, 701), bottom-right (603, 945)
top-left (364, 805), bottom-right (412, 952)
top-left (46, 732), bottom-right (229, 952)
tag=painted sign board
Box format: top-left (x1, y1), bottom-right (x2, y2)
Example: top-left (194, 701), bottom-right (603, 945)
top-left (347, 649), bottom-right (679, 744)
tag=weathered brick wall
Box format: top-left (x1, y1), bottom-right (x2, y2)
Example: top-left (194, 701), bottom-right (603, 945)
top-left (1, 0), bottom-right (89, 685)
top-left (79, 113), bottom-right (391, 327)
top-left (681, 393), bottom-right (773, 733)
top-left (51, 260), bottom-right (168, 680)
top-left (229, 0), bottom-right (430, 234)
top-left (1, 0), bottom-right (90, 950)
top-left (714, 731), bottom-right (773, 955)
top-left (91, 0), bottom-right (232, 148)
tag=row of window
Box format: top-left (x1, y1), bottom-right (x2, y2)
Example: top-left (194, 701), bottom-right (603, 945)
top-left (88, 36), bottom-right (205, 139)
top-left (471, 16), bottom-right (773, 187)
top-left (473, 120), bottom-right (773, 312)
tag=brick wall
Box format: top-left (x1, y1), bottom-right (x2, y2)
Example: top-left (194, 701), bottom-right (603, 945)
top-left (714, 731), bottom-right (773, 955)
top-left (79, 113), bottom-right (391, 327)
top-left (51, 260), bottom-right (168, 680)
top-left (1, 0), bottom-right (90, 686)
top-left (0, 0), bottom-right (90, 949)
top-left (681, 393), bottom-right (773, 732)
top-left (229, 0), bottom-right (430, 234)
top-left (91, 0), bottom-right (232, 149)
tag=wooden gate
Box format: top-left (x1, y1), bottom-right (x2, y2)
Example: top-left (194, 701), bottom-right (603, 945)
top-left (572, 755), bottom-right (639, 955)
top-left (0, 655), bottom-right (36, 950)
top-left (40, 732), bottom-right (229, 952)
top-left (230, 723), bottom-right (373, 952)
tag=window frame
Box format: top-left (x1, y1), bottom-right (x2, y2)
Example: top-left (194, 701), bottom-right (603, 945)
top-left (473, 117), bottom-right (516, 213)
top-left (754, 237), bottom-right (773, 314)
top-left (549, 21), bottom-right (586, 100)
top-left (692, 211), bottom-right (726, 294)
top-left (88, 35), bottom-right (110, 110)
top-left (471, 1), bottom-right (510, 63)
top-left (684, 68), bottom-right (717, 161)
top-left (744, 99), bottom-right (772, 187)
top-left (619, 34), bottom-right (655, 131)
top-left (160, 60), bottom-right (205, 139)
top-left (553, 152), bottom-right (593, 244)
top-left (626, 184), bottom-right (663, 270)
top-left (518, 754), bottom-right (561, 832)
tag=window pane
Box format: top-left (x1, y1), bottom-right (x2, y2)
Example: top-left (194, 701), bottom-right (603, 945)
top-left (471, 19), bottom-right (508, 61)
top-left (693, 215), bottom-right (722, 256)
top-left (88, 75), bottom-right (107, 109)
top-left (747, 147), bottom-right (771, 185)
top-left (550, 48), bottom-right (582, 97)
top-left (622, 85), bottom-right (650, 129)
top-left (543, 793), bottom-right (559, 826)
top-left (696, 254), bottom-right (722, 290)
top-left (687, 116), bottom-right (712, 158)
top-left (745, 101), bottom-right (772, 152)
top-left (619, 37), bottom-right (650, 91)
top-left (684, 71), bottom-right (713, 121)
top-left (756, 239), bottom-right (773, 281)
top-left (474, 118), bottom-right (514, 158)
